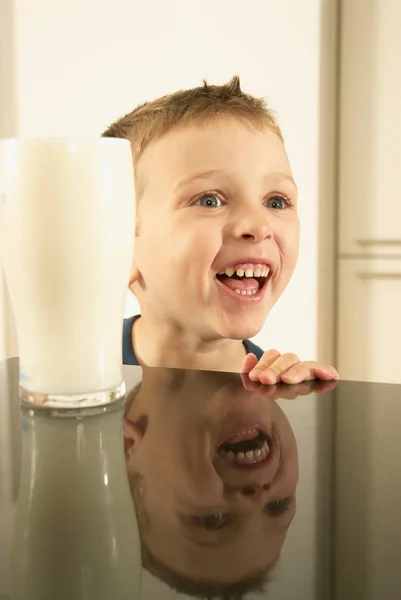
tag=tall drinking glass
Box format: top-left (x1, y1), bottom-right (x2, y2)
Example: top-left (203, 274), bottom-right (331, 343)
top-left (0, 138), bottom-right (135, 408)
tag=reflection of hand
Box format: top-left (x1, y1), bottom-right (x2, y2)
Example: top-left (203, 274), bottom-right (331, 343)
top-left (241, 350), bottom-right (340, 385)
top-left (240, 372), bottom-right (339, 399)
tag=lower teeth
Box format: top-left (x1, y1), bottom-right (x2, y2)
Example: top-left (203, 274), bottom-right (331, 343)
top-left (234, 289), bottom-right (257, 296)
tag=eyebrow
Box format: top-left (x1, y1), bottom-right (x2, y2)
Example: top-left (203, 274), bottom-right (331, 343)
top-left (175, 170), bottom-right (298, 191)
top-left (177, 514), bottom-right (234, 549)
top-left (273, 173), bottom-right (298, 191)
top-left (183, 534), bottom-right (230, 549)
top-left (181, 528), bottom-right (232, 549)
top-left (175, 169), bottom-right (229, 190)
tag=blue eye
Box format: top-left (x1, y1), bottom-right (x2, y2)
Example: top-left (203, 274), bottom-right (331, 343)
top-left (194, 194), bottom-right (223, 208)
top-left (194, 513), bottom-right (228, 530)
top-left (265, 497), bottom-right (292, 516)
top-left (266, 195), bottom-right (289, 209)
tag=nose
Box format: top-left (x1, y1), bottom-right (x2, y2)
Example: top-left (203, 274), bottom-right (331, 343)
top-left (232, 206), bottom-right (273, 243)
top-left (234, 482), bottom-right (273, 507)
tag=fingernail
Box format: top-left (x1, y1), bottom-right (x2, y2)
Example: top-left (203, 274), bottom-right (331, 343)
top-left (285, 369), bottom-right (297, 378)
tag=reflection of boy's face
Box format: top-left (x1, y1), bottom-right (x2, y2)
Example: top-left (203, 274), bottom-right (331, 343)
top-left (133, 119), bottom-right (300, 341)
top-left (125, 371), bottom-right (298, 583)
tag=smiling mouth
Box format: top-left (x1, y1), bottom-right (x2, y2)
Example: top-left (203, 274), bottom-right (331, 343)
top-left (216, 264), bottom-right (270, 297)
top-left (217, 428), bottom-right (271, 465)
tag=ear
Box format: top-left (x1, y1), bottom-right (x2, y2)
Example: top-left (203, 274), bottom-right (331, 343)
top-left (124, 418), bottom-right (144, 458)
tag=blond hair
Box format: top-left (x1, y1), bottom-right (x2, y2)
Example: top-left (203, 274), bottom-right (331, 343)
top-left (129, 473), bottom-right (277, 600)
top-left (102, 76), bottom-right (282, 198)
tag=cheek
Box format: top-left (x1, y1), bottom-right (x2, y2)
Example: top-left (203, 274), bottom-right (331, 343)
top-left (276, 218), bottom-right (300, 261)
top-left (130, 441), bottom-right (175, 484)
top-left (135, 213), bottom-right (224, 294)
top-left (175, 217), bottom-right (222, 249)
top-left (134, 225), bottom-right (173, 283)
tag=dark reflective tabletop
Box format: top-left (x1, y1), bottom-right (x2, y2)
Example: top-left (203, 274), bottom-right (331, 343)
top-left (1, 357), bottom-right (401, 600)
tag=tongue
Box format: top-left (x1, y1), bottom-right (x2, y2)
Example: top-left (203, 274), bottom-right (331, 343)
top-left (226, 429), bottom-right (259, 443)
top-left (219, 275), bottom-right (259, 292)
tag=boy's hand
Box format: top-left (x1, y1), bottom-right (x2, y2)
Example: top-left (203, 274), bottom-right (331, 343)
top-left (241, 350), bottom-right (339, 385)
top-left (240, 373), bottom-right (339, 397)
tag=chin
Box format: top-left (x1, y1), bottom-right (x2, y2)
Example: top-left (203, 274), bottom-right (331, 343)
top-left (220, 320), bottom-right (264, 342)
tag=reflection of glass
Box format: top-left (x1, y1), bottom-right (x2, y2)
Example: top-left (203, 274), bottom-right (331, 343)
top-left (12, 401), bottom-right (141, 600)
top-left (0, 139), bottom-right (135, 408)
top-left (124, 368), bottom-right (328, 598)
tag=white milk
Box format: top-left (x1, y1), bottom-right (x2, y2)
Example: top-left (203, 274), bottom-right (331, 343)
top-left (12, 402), bottom-right (142, 600)
top-left (0, 139), bottom-right (135, 397)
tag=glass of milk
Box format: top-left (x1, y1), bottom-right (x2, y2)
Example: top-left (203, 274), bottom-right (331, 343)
top-left (12, 399), bottom-right (142, 600)
top-left (0, 138), bottom-right (135, 408)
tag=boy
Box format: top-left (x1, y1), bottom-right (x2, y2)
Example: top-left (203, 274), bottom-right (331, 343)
top-left (123, 367), bottom-right (337, 597)
top-left (124, 366), bottom-right (299, 597)
top-left (103, 77), bottom-right (339, 384)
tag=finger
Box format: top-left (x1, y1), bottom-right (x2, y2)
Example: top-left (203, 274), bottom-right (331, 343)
top-left (240, 353), bottom-right (259, 374)
top-left (256, 384), bottom-right (281, 400)
top-left (278, 378), bottom-right (339, 397)
top-left (257, 385), bottom-right (282, 400)
top-left (281, 363), bottom-right (339, 384)
top-left (255, 353), bottom-right (301, 384)
top-left (248, 349), bottom-right (282, 380)
top-left (280, 363), bottom-right (317, 384)
top-left (240, 371), bottom-right (264, 391)
top-left (274, 381), bottom-right (312, 400)
top-left (314, 366), bottom-right (340, 381)
top-left (240, 375), bottom-right (282, 398)
top-left (311, 379), bottom-right (340, 394)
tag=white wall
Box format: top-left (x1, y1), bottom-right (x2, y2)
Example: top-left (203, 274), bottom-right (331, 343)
top-left (0, 0), bottom-right (19, 361)
top-left (1, 0), bottom-right (337, 365)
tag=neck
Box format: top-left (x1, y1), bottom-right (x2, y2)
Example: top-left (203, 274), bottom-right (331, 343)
top-left (132, 313), bottom-right (247, 372)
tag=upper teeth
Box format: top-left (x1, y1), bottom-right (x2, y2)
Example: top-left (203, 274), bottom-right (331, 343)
top-left (219, 440), bottom-right (270, 465)
top-left (219, 266), bottom-right (270, 278)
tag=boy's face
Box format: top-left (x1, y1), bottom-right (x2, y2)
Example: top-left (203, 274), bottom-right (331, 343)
top-left (133, 118), bottom-right (299, 340)
top-left (125, 370), bottom-right (298, 583)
